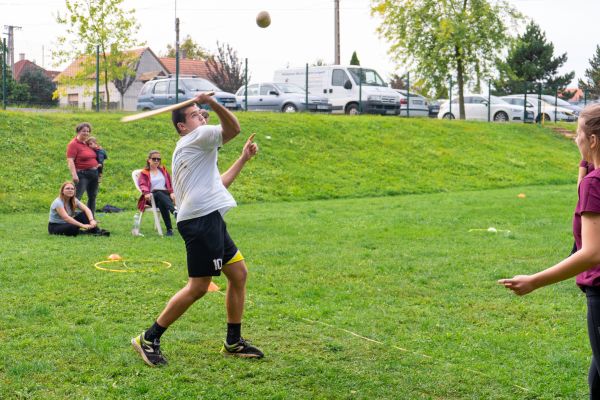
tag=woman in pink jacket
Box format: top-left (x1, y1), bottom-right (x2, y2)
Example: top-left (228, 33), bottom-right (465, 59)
top-left (137, 150), bottom-right (176, 236)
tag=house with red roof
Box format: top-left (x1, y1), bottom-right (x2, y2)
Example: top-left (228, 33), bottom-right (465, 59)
top-left (54, 47), bottom-right (168, 110)
top-left (13, 54), bottom-right (60, 82)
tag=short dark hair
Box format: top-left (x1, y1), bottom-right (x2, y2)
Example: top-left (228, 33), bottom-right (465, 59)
top-left (76, 122), bottom-right (92, 133)
top-left (172, 104), bottom-right (197, 134)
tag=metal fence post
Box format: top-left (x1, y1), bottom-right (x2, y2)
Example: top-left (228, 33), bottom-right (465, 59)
top-left (358, 68), bottom-right (363, 114)
top-left (537, 83), bottom-right (542, 125)
top-left (244, 58), bottom-right (248, 111)
top-left (2, 38), bottom-right (6, 110)
top-left (585, 89), bottom-right (589, 106)
top-left (95, 45), bottom-right (100, 112)
top-left (523, 82), bottom-right (528, 123)
top-left (487, 81), bottom-right (491, 122)
top-left (554, 87), bottom-right (558, 123)
top-left (305, 63), bottom-right (309, 113)
top-left (406, 72), bottom-right (410, 118)
top-left (448, 77), bottom-right (452, 119)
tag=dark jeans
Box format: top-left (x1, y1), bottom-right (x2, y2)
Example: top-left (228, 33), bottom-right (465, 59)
top-left (152, 190), bottom-right (175, 231)
top-left (48, 212), bottom-right (92, 236)
top-left (76, 169), bottom-right (99, 215)
top-left (586, 286), bottom-right (600, 399)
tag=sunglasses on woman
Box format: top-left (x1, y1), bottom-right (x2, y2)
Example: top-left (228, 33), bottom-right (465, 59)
top-left (151, 157), bottom-right (161, 162)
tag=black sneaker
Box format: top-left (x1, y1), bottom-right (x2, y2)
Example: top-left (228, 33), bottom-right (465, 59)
top-left (166, 229), bottom-right (173, 237)
top-left (131, 334), bottom-right (168, 366)
top-left (221, 338), bottom-right (264, 359)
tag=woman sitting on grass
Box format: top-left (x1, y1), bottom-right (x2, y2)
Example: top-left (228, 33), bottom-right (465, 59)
top-left (137, 150), bottom-right (176, 236)
top-left (48, 181), bottom-right (109, 236)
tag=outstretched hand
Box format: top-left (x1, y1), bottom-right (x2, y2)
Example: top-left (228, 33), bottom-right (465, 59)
top-left (193, 91), bottom-right (215, 105)
top-left (498, 275), bottom-right (536, 296)
top-left (241, 133), bottom-right (258, 161)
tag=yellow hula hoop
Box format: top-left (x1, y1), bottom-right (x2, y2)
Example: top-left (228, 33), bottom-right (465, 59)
top-left (94, 259), bottom-right (172, 273)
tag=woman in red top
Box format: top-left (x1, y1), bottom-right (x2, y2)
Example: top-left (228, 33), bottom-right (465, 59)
top-left (66, 122), bottom-right (99, 215)
top-left (137, 150), bottom-right (176, 236)
top-left (499, 104), bottom-right (600, 398)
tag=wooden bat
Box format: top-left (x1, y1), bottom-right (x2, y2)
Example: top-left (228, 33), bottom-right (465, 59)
top-left (121, 92), bottom-right (215, 123)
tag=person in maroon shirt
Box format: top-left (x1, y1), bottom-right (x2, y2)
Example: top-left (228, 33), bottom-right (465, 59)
top-left (499, 104), bottom-right (600, 398)
top-left (66, 122), bottom-right (99, 215)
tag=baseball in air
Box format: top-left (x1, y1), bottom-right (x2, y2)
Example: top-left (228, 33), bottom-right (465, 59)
top-left (256, 11), bottom-right (271, 28)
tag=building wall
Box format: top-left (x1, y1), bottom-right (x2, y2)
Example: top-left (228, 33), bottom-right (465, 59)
top-left (122, 50), bottom-right (169, 111)
top-left (58, 82), bottom-right (119, 110)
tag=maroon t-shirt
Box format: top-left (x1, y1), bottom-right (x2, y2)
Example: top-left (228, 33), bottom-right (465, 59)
top-left (575, 168), bottom-right (600, 287)
top-left (580, 160), bottom-right (595, 174)
top-left (66, 137), bottom-right (98, 170)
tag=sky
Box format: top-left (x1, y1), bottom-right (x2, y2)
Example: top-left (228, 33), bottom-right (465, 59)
top-left (1, 0), bottom-right (599, 87)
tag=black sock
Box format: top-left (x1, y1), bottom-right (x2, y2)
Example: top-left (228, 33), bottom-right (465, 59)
top-left (144, 321), bottom-right (167, 342)
top-left (227, 323), bottom-right (241, 344)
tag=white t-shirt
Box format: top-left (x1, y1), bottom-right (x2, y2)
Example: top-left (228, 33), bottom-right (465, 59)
top-left (172, 124), bottom-right (236, 222)
top-left (150, 170), bottom-right (167, 191)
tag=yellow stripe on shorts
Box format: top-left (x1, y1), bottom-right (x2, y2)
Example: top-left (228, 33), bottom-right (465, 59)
top-left (226, 250), bottom-right (244, 265)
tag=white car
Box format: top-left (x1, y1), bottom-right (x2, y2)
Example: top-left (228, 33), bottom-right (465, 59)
top-left (437, 94), bottom-right (533, 122)
top-left (395, 90), bottom-right (429, 117)
top-left (501, 94), bottom-right (577, 122)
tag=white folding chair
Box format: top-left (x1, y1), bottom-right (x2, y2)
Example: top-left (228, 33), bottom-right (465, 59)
top-left (131, 169), bottom-right (163, 236)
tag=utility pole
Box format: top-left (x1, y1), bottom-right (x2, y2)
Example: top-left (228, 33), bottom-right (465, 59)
top-left (334, 0), bottom-right (340, 65)
top-left (4, 25), bottom-right (22, 75)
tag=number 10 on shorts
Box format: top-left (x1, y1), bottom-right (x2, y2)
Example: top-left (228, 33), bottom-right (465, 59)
top-left (213, 259), bottom-right (223, 271)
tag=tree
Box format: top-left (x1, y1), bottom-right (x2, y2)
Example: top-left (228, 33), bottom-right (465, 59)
top-left (206, 42), bottom-right (246, 93)
top-left (579, 45), bottom-right (600, 100)
top-left (371, 0), bottom-right (522, 119)
top-left (112, 56), bottom-right (140, 109)
top-left (494, 22), bottom-right (575, 95)
top-left (0, 67), bottom-right (31, 104)
top-left (19, 69), bottom-right (57, 106)
top-left (165, 35), bottom-right (210, 60)
top-left (54, 0), bottom-right (143, 110)
top-left (350, 51), bottom-right (360, 66)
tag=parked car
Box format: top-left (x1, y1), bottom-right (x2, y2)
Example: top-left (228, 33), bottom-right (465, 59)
top-left (395, 90), bottom-right (429, 117)
top-left (538, 94), bottom-right (582, 116)
top-left (437, 94), bottom-right (534, 122)
top-left (235, 82), bottom-right (332, 113)
top-left (137, 76), bottom-right (238, 111)
top-left (501, 94), bottom-right (576, 122)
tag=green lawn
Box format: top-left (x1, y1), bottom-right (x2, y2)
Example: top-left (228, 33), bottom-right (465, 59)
top-left (0, 111), bottom-right (587, 399)
top-left (0, 184), bottom-right (590, 399)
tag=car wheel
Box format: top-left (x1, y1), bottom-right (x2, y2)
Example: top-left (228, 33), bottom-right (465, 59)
top-left (282, 103), bottom-right (298, 113)
top-left (493, 111), bottom-right (509, 122)
top-left (143, 107), bottom-right (151, 111)
top-left (536, 113), bottom-right (551, 122)
top-left (442, 113), bottom-right (455, 120)
top-left (346, 103), bottom-right (359, 115)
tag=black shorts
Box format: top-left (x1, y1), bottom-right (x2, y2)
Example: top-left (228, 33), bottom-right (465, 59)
top-left (177, 210), bottom-right (239, 277)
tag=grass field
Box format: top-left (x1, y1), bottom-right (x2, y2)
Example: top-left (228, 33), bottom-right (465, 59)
top-left (0, 111), bottom-right (588, 399)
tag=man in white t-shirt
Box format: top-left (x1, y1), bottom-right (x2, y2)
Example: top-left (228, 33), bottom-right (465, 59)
top-left (132, 93), bottom-right (263, 366)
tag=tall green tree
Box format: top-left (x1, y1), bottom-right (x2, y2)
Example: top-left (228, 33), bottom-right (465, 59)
top-left (0, 68), bottom-right (31, 104)
top-left (371, 0), bottom-right (521, 119)
top-left (350, 51), bottom-right (360, 66)
top-left (579, 45), bottom-right (600, 100)
top-left (165, 35), bottom-right (210, 60)
top-left (206, 42), bottom-right (246, 93)
top-left (19, 69), bottom-right (57, 106)
top-left (53, 0), bottom-right (143, 110)
top-left (494, 21), bottom-right (574, 95)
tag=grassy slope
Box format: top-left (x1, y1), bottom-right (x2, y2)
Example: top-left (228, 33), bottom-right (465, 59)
top-left (0, 111), bottom-right (579, 213)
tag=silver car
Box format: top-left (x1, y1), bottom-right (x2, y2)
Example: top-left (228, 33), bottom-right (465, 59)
top-left (236, 82), bottom-right (332, 113)
top-left (395, 90), bottom-right (429, 117)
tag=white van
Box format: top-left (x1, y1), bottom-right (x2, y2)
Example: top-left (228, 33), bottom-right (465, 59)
top-left (273, 65), bottom-right (400, 115)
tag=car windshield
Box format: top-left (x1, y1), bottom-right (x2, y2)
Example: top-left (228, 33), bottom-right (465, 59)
top-left (540, 95), bottom-right (571, 107)
top-left (182, 78), bottom-right (221, 92)
top-left (490, 95), bottom-right (507, 104)
top-left (347, 68), bottom-right (387, 87)
top-left (275, 83), bottom-right (305, 94)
